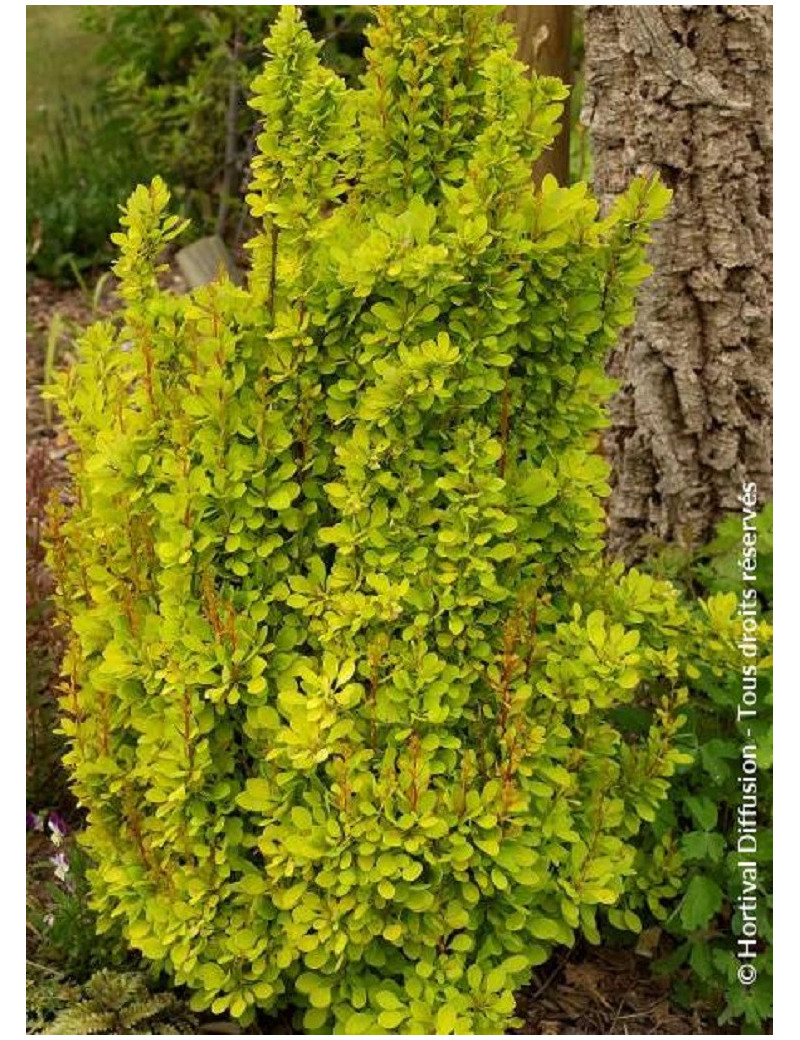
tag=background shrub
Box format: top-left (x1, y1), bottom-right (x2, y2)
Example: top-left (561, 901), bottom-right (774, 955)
top-left (26, 103), bottom-right (149, 283)
top-left (48, 6), bottom-right (754, 1034)
top-left (83, 5), bottom-right (369, 240)
top-left (26, 7), bottom-right (369, 284)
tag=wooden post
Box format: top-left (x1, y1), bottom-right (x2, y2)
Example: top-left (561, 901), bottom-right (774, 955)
top-left (504, 6), bottom-right (573, 184)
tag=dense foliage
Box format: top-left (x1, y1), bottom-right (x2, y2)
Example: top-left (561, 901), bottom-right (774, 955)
top-left (49, 6), bottom-right (750, 1033)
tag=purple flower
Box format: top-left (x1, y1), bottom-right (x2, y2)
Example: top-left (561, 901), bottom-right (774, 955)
top-left (47, 811), bottom-right (68, 846)
top-left (26, 811), bottom-right (44, 832)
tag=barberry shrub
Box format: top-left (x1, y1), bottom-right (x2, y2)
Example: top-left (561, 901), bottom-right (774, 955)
top-left (48, 6), bottom-right (736, 1034)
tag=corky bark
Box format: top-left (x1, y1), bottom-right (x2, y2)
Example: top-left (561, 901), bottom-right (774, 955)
top-left (504, 6), bottom-right (573, 184)
top-left (582, 5), bottom-right (772, 560)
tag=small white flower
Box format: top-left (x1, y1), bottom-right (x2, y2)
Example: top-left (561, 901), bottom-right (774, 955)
top-left (51, 852), bottom-right (70, 882)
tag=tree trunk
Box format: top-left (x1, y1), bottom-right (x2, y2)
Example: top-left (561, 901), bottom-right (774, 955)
top-left (582, 5), bottom-right (772, 560)
top-left (504, 6), bottom-right (573, 184)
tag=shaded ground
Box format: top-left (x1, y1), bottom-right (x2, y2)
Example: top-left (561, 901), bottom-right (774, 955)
top-left (25, 276), bottom-right (728, 1036)
top-left (26, 6), bottom-right (101, 154)
top-left (26, 276), bottom-right (105, 445)
top-left (514, 943), bottom-right (729, 1036)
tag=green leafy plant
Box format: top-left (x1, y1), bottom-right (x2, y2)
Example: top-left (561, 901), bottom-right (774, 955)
top-left (26, 102), bottom-right (150, 283)
top-left (26, 964), bottom-right (66, 1036)
top-left (48, 6), bottom-right (744, 1033)
top-left (619, 508), bottom-right (773, 1032)
top-left (27, 814), bottom-right (123, 979)
top-left (694, 504), bottom-right (773, 608)
top-left (30, 969), bottom-right (198, 1035)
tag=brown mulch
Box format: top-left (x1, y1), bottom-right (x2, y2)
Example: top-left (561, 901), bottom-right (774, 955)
top-left (25, 275), bottom-right (108, 337)
top-left (25, 275), bottom-right (114, 447)
top-left (514, 944), bottom-right (729, 1035)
